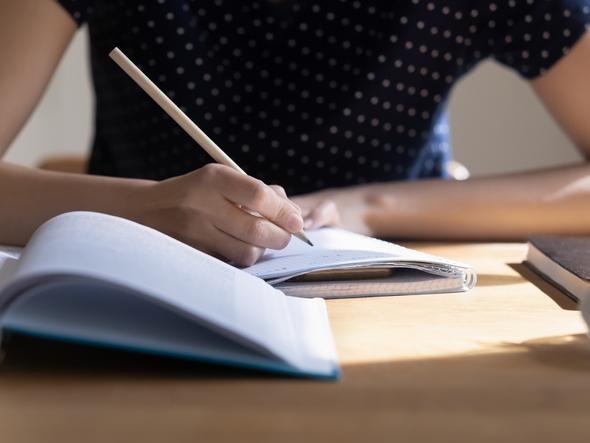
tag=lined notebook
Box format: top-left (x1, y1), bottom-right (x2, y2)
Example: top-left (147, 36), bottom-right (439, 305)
top-left (245, 228), bottom-right (477, 298)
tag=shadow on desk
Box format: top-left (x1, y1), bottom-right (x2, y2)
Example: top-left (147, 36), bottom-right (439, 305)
top-left (510, 263), bottom-right (579, 311)
top-left (0, 333), bottom-right (277, 381)
top-left (2, 331), bottom-right (590, 381)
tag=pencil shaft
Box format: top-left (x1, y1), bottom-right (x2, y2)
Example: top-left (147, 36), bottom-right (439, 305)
top-left (109, 47), bottom-right (313, 247)
top-left (109, 48), bottom-right (244, 173)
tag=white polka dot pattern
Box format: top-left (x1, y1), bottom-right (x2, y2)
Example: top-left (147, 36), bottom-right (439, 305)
top-left (55, 0), bottom-right (590, 194)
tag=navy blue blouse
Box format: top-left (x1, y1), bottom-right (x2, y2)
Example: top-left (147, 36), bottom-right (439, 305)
top-left (56, 0), bottom-right (590, 195)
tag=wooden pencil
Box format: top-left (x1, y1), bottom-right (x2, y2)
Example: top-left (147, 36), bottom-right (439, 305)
top-left (109, 47), bottom-right (313, 247)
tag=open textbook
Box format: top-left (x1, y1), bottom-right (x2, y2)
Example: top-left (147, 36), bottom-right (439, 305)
top-left (0, 212), bottom-right (339, 379)
top-left (246, 229), bottom-right (477, 298)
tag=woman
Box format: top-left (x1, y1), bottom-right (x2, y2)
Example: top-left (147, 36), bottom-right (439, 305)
top-left (0, 0), bottom-right (589, 265)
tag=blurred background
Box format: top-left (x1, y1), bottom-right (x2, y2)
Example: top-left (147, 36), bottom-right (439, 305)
top-left (4, 27), bottom-right (583, 176)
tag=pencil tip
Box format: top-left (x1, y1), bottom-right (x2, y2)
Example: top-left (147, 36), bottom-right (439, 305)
top-left (294, 232), bottom-right (314, 247)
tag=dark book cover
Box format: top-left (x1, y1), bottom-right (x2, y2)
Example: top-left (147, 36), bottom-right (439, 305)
top-left (529, 235), bottom-right (590, 282)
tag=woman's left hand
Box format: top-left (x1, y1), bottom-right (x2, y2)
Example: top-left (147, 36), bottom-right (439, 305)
top-left (291, 187), bottom-right (373, 235)
top-left (298, 198), bottom-right (342, 230)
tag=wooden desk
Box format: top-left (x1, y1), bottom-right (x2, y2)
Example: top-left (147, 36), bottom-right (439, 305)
top-left (1, 243), bottom-right (589, 442)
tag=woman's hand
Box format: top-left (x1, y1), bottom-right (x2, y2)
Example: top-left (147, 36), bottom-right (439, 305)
top-left (296, 198), bottom-right (342, 230)
top-left (134, 164), bottom-right (303, 266)
top-left (291, 187), bottom-right (373, 235)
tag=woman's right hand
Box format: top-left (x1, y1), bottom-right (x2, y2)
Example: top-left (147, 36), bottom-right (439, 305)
top-left (133, 164), bottom-right (303, 266)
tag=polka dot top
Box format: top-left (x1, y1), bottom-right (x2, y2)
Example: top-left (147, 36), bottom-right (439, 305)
top-left (56, 0), bottom-right (590, 195)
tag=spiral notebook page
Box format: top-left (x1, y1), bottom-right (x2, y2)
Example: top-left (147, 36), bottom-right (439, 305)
top-left (261, 227), bottom-right (412, 258)
top-left (244, 228), bottom-right (473, 283)
top-left (274, 269), bottom-right (468, 299)
top-left (245, 249), bottom-right (395, 281)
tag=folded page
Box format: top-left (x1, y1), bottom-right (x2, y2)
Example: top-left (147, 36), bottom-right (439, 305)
top-left (0, 212), bottom-right (300, 364)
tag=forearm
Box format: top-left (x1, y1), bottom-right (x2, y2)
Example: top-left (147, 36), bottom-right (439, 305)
top-left (355, 163), bottom-right (590, 240)
top-left (0, 161), bottom-right (151, 245)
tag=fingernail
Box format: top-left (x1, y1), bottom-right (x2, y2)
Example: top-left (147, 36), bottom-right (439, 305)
top-left (304, 218), bottom-right (313, 229)
top-left (286, 213), bottom-right (303, 232)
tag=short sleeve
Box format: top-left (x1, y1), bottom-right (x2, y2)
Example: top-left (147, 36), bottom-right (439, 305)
top-left (491, 0), bottom-right (590, 79)
top-left (54, 0), bottom-right (95, 26)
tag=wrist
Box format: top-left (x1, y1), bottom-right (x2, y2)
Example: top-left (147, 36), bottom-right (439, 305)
top-left (100, 177), bottom-right (156, 224)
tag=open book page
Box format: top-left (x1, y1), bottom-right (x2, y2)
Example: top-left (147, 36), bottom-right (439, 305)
top-left (283, 296), bottom-right (339, 375)
top-left (2, 278), bottom-right (339, 377)
top-left (245, 228), bottom-right (474, 282)
top-left (0, 212), bottom-right (303, 365)
top-left (0, 246), bottom-right (22, 260)
top-left (0, 255), bottom-right (19, 295)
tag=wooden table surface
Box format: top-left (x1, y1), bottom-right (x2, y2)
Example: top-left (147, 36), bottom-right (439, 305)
top-left (1, 243), bottom-right (589, 442)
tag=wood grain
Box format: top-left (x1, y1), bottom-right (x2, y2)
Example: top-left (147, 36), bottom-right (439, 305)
top-left (1, 243), bottom-right (589, 443)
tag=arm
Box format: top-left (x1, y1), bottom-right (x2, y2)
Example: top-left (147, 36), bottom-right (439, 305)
top-left (0, 0), bottom-right (302, 265)
top-left (295, 31), bottom-right (590, 240)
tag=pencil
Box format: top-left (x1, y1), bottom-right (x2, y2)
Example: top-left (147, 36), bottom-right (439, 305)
top-left (109, 47), bottom-right (313, 247)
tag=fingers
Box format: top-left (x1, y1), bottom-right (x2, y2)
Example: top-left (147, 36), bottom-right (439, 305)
top-left (148, 165), bottom-right (303, 266)
top-left (290, 196), bottom-right (313, 219)
top-left (237, 180), bottom-right (303, 232)
top-left (200, 164), bottom-right (303, 233)
top-left (303, 200), bottom-right (341, 230)
top-left (270, 184), bottom-right (302, 214)
top-left (200, 226), bottom-right (266, 267)
top-left (212, 199), bottom-right (292, 250)
top-left (269, 184), bottom-right (287, 199)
